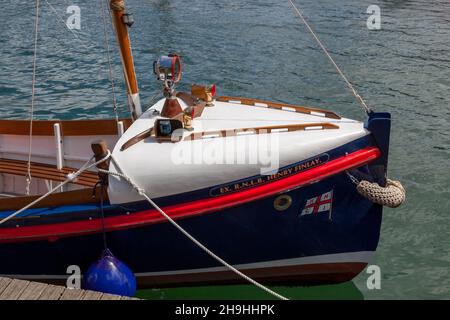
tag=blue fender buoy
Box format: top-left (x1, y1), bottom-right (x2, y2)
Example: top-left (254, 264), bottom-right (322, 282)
top-left (83, 249), bottom-right (137, 297)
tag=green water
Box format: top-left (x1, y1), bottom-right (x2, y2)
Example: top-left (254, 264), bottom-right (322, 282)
top-left (136, 282), bottom-right (363, 300)
top-left (0, 0), bottom-right (449, 299)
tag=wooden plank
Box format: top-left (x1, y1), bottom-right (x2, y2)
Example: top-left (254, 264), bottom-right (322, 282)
top-left (121, 296), bottom-right (140, 300)
top-left (0, 277), bottom-right (139, 300)
top-left (100, 293), bottom-right (122, 300)
top-left (0, 160), bottom-right (99, 181)
top-left (0, 277), bottom-right (13, 296)
top-left (38, 284), bottom-right (65, 300)
top-left (0, 279), bottom-right (30, 300)
top-left (18, 281), bottom-right (48, 300)
top-left (81, 290), bottom-right (104, 300)
top-left (0, 158), bottom-right (98, 187)
top-left (0, 186), bottom-right (106, 211)
top-left (0, 168), bottom-right (96, 187)
top-left (0, 118), bottom-right (132, 136)
top-left (60, 288), bottom-right (85, 300)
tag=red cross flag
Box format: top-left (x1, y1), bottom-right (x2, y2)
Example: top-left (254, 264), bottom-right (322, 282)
top-left (301, 190), bottom-right (333, 216)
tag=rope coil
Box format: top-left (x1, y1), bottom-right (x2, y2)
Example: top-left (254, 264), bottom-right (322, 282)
top-left (347, 172), bottom-right (406, 208)
top-left (110, 0), bottom-right (125, 11)
top-left (356, 179), bottom-right (406, 208)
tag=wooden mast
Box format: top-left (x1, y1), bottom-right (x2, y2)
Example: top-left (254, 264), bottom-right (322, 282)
top-left (109, 0), bottom-right (142, 121)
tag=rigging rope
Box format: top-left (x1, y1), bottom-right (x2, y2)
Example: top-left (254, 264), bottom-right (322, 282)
top-left (287, 0), bottom-right (372, 115)
top-left (26, 0), bottom-right (41, 195)
top-left (100, 0), bottom-right (120, 122)
top-left (44, 0), bottom-right (87, 45)
top-left (44, 0), bottom-right (124, 120)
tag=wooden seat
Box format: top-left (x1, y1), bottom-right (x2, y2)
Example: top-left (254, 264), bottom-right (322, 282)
top-left (0, 158), bottom-right (99, 187)
top-left (0, 186), bottom-right (106, 212)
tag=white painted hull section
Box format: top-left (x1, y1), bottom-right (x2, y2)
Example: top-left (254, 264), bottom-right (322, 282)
top-left (108, 98), bottom-right (369, 204)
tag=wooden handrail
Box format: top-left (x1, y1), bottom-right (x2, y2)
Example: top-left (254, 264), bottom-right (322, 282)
top-left (216, 96), bottom-right (341, 119)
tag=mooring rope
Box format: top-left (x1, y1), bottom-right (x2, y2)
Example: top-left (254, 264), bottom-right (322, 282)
top-left (0, 150), bottom-right (288, 300)
top-left (25, 0), bottom-right (41, 196)
top-left (100, 155), bottom-right (289, 300)
top-left (287, 0), bottom-right (372, 115)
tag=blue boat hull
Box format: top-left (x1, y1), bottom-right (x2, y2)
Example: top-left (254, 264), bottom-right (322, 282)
top-left (0, 168), bottom-right (382, 287)
top-left (0, 113), bottom-right (391, 288)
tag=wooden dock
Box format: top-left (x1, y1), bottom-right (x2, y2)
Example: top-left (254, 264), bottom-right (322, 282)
top-left (0, 277), bottom-right (139, 300)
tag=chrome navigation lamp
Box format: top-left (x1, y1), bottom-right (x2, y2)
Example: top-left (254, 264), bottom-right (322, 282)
top-left (153, 54), bottom-right (182, 98)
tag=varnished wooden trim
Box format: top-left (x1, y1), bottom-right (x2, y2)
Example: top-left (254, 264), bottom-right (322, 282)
top-left (216, 96), bottom-right (341, 119)
top-left (184, 122), bottom-right (339, 141)
top-left (0, 187), bottom-right (106, 212)
top-left (0, 158), bottom-right (98, 187)
top-left (120, 127), bottom-right (154, 151)
top-left (0, 119), bottom-right (132, 136)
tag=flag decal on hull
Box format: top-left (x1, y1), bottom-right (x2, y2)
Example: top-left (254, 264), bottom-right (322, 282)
top-left (301, 190), bottom-right (333, 216)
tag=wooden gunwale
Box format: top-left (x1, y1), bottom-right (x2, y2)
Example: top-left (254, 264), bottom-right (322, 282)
top-left (185, 122), bottom-right (339, 141)
top-left (216, 96), bottom-right (341, 119)
top-left (0, 118), bottom-right (132, 136)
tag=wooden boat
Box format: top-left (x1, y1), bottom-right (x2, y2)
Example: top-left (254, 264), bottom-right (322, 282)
top-left (0, 0), bottom-right (393, 288)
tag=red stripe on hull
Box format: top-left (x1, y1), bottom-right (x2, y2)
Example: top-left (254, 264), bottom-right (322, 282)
top-left (0, 147), bottom-right (380, 243)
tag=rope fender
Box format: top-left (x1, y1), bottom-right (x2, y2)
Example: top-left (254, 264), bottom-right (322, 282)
top-left (356, 179), bottom-right (406, 208)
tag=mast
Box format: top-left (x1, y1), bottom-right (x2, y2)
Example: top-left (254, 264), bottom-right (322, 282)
top-left (109, 0), bottom-right (142, 121)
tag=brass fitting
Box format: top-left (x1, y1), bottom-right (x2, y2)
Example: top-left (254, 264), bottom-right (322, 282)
top-left (191, 84), bottom-right (215, 107)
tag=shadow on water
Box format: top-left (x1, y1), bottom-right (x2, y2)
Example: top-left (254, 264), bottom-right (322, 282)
top-left (136, 281), bottom-right (363, 300)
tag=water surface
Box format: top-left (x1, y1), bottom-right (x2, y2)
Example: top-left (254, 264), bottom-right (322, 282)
top-left (0, 0), bottom-right (449, 299)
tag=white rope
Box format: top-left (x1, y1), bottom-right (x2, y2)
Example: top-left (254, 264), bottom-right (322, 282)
top-left (100, 155), bottom-right (289, 300)
top-left (287, 0), bottom-right (372, 115)
top-left (0, 151), bottom-right (111, 226)
top-left (26, 0), bottom-right (41, 195)
top-left (0, 149), bottom-right (287, 299)
top-left (100, 0), bottom-right (120, 122)
top-left (44, 0), bottom-right (124, 121)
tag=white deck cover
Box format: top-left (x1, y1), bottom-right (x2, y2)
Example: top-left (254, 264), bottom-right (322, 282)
top-left (108, 98), bottom-right (369, 204)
